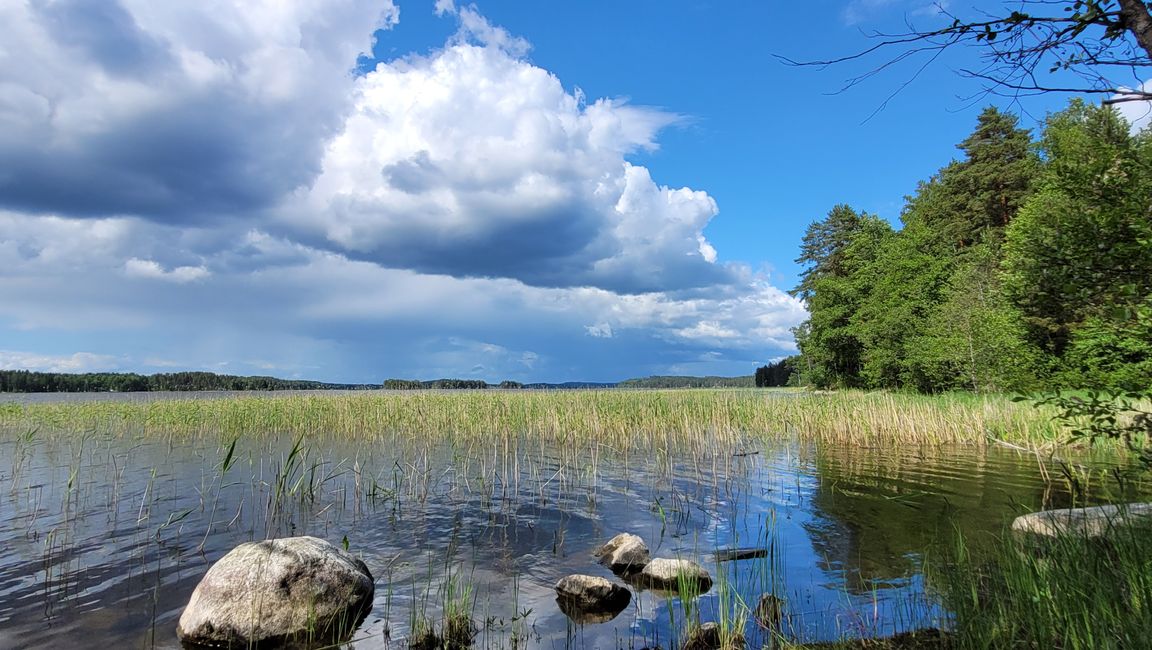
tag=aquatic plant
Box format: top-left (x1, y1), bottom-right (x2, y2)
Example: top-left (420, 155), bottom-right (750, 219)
top-left (933, 522), bottom-right (1152, 649)
top-left (0, 389), bottom-right (1073, 449)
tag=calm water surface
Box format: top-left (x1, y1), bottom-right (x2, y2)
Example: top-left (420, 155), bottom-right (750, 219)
top-left (0, 393), bottom-right (1142, 649)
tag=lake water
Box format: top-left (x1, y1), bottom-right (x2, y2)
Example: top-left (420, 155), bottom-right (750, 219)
top-left (0, 393), bottom-right (1140, 649)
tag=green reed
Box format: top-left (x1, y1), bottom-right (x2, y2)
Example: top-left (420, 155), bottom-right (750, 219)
top-left (932, 522), bottom-right (1152, 650)
top-left (0, 389), bottom-right (1072, 449)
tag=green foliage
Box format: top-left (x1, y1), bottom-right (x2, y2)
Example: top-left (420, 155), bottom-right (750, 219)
top-left (1003, 99), bottom-right (1152, 358)
top-left (793, 100), bottom-right (1152, 395)
top-left (936, 524), bottom-right (1152, 649)
top-left (754, 359), bottom-right (795, 387)
top-left (618, 375), bottom-right (755, 388)
top-left (382, 378), bottom-right (489, 389)
top-left (906, 245), bottom-right (1044, 392)
top-left (1060, 301), bottom-right (1152, 390)
top-left (1025, 389), bottom-right (1152, 466)
top-left (791, 205), bottom-right (894, 388)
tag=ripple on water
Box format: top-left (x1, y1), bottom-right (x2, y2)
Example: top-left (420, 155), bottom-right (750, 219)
top-left (0, 424), bottom-right (1145, 649)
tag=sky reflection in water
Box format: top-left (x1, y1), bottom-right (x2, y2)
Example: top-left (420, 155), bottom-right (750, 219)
top-left (0, 413), bottom-right (1135, 649)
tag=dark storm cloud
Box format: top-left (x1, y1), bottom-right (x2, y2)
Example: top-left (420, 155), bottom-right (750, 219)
top-left (33, 0), bottom-right (173, 78)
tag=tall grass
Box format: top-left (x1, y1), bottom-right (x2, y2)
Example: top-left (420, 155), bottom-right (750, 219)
top-left (0, 389), bottom-right (1071, 448)
top-left (933, 523), bottom-right (1152, 649)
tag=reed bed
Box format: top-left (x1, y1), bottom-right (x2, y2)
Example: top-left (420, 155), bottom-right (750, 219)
top-left (934, 523), bottom-right (1152, 649)
top-left (0, 389), bottom-right (1068, 448)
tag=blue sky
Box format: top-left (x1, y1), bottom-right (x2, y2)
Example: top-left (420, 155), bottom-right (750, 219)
top-left (0, 0), bottom-right (1144, 383)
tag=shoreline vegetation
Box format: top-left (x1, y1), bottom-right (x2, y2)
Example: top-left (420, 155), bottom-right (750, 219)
top-left (3, 388), bottom-right (1148, 649)
top-left (0, 388), bottom-right (1105, 449)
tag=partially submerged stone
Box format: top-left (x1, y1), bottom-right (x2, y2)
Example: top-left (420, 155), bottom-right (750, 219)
top-left (177, 536), bottom-right (374, 649)
top-left (753, 593), bottom-right (784, 630)
top-left (1011, 503), bottom-right (1152, 538)
top-left (630, 558), bottom-right (712, 594)
top-left (554, 574), bottom-right (631, 617)
top-left (594, 533), bottom-right (650, 574)
top-left (682, 622), bottom-right (722, 650)
top-left (681, 622), bottom-right (744, 650)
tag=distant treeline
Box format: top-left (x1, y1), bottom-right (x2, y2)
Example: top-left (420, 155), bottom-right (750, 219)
top-left (0, 370), bottom-right (375, 393)
top-left (754, 359), bottom-right (796, 387)
top-left (617, 375), bottom-right (754, 388)
top-left (383, 378), bottom-right (497, 390)
top-left (383, 378), bottom-right (618, 390)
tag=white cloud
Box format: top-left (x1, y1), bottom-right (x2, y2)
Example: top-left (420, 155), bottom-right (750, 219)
top-left (0, 350), bottom-right (121, 373)
top-left (841, 0), bottom-right (948, 26)
top-left (585, 323), bottom-right (614, 338)
top-left (0, 5), bottom-right (808, 382)
top-left (435, 0), bottom-right (457, 17)
top-left (280, 32), bottom-right (726, 291)
top-left (124, 258), bottom-right (210, 283)
top-left (0, 0), bottom-right (397, 221)
top-left (1116, 81), bottom-right (1152, 133)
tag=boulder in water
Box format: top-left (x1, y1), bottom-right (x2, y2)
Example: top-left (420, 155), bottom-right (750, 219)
top-left (594, 533), bottom-right (650, 574)
top-left (177, 536), bottom-right (374, 649)
top-left (554, 574), bottom-right (631, 619)
top-left (630, 558), bottom-right (712, 594)
top-left (1011, 503), bottom-right (1152, 538)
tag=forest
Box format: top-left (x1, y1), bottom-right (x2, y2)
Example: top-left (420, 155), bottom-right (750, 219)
top-left (791, 100), bottom-right (1152, 393)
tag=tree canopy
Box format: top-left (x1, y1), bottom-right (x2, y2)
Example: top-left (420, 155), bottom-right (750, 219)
top-left (791, 101), bottom-right (1152, 393)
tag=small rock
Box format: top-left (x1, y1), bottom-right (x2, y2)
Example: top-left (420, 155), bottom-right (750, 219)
top-left (555, 574), bottom-right (631, 614)
top-left (682, 622), bottom-right (721, 650)
top-left (594, 533), bottom-right (650, 574)
top-left (1011, 503), bottom-right (1152, 538)
top-left (754, 593), bottom-right (783, 630)
top-left (681, 622), bottom-right (744, 650)
top-left (556, 592), bottom-right (630, 624)
top-left (177, 536), bottom-right (374, 649)
top-left (631, 558), bottom-right (712, 594)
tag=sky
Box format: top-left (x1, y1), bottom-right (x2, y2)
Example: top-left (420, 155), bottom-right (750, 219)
top-left (1, 0), bottom-right (1149, 384)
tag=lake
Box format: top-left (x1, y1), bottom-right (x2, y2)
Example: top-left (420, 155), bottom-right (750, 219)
top-left (0, 391), bottom-right (1139, 648)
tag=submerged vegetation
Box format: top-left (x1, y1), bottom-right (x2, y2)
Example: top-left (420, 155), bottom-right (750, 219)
top-left (2, 388), bottom-right (1150, 648)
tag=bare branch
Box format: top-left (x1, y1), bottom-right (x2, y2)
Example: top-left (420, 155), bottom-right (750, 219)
top-left (783, 1), bottom-right (1152, 107)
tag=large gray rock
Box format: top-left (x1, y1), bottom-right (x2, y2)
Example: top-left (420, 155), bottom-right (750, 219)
top-left (177, 536), bottom-right (374, 648)
top-left (594, 533), bottom-right (650, 574)
top-left (631, 558), bottom-right (712, 593)
top-left (1011, 503), bottom-right (1152, 538)
top-left (554, 574), bottom-right (631, 616)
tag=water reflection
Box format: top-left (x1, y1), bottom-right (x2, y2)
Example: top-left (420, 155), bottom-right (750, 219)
top-left (0, 420), bottom-right (1144, 649)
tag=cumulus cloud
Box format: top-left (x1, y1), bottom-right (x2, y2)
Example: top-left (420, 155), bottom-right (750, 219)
top-left (281, 21), bottom-right (729, 292)
top-left (0, 4), bottom-right (808, 382)
top-left (0, 0), bottom-right (397, 222)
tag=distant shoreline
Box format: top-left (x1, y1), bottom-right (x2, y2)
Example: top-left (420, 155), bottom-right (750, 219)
top-left (0, 369), bottom-right (770, 394)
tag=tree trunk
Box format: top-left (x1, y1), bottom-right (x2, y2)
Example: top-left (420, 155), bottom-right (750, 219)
top-left (1118, 0), bottom-right (1152, 62)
